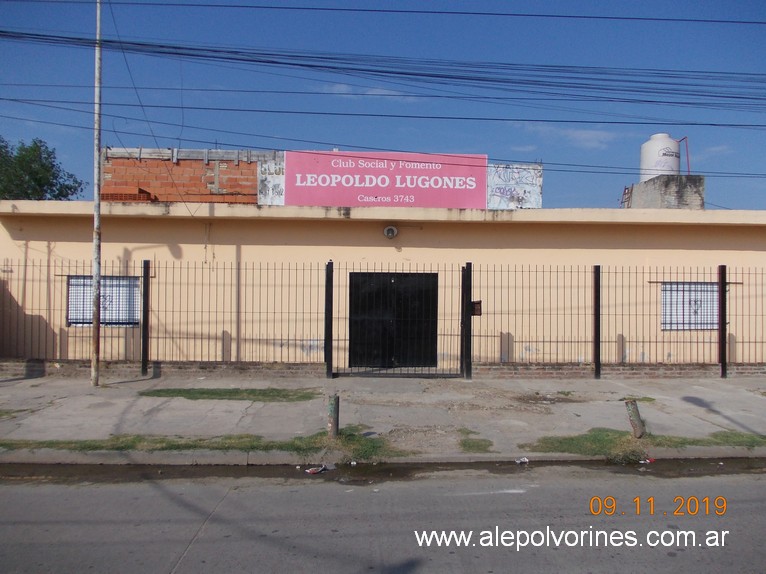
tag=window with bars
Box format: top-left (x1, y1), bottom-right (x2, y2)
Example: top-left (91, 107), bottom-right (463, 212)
top-left (67, 276), bottom-right (140, 326)
top-left (660, 282), bottom-right (718, 331)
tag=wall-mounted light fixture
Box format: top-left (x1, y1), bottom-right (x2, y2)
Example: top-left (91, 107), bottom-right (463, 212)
top-left (383, 225), bottom-right (398, 239)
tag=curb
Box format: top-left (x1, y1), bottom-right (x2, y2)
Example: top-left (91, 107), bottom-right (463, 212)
top-left (2, 447), bottom-right (765, 467)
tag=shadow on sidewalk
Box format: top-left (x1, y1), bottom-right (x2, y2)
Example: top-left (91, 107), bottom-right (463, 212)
top-left (0, 359), bottom-right (46, 385)
top-left (682, 396), bottom-right (764, 436)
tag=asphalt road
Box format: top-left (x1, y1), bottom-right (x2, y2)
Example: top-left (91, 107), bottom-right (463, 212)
top-left (0, 463), bottom-right (763, 573)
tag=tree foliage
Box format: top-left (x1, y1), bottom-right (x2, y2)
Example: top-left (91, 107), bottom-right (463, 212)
top-left (0, 136), bottom-right (84, 200)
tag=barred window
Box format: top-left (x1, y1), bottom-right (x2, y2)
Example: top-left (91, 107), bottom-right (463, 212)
top-left (67, 276), bottom-right (140, 326)
top-left (661, 282), bottom-right (718, 331)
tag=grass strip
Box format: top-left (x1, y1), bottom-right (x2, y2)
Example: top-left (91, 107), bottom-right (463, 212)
top-left (337, 424), bottom-right (408, 461)
top-left (458, 428), bottom-right (495, 453)
top-left (521, 427), bottom-right (766, 463)
top-left (0, 425), bottom-right (408, 461)
top-left (0, 434), bottom-right (325, 455)
top-left (138, 387), bottom-right (321, 402)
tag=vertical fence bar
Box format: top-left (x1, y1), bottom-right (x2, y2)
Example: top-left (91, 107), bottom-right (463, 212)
top-left (141, 259), bottom-right (150, 376)
top-left (459, 265), bottom-right (464, 375)
top-left (718, 264), bottom-right (727, 378)
top-left (461, 262), bottom-right (473, 380)
top-left (324, 260), bottom-right (334, 378)
top-left (593, 265), bottom-right (602, 379)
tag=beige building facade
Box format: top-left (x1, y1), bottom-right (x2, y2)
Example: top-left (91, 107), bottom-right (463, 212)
top-left (1, 200), bottom-right (765, 375)
top-left (2, 200), bottom-right (765, 264)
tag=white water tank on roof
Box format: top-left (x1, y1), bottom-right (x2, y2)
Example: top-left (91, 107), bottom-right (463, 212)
top-left (640, 133), bottom-right (680, 182)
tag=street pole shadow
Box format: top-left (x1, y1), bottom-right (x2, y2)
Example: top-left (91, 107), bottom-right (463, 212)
top-left (108, 362), bottom-right (163, 385)
top-left (140, 478), bottom-right (425, 573)
top-left (681, 396), bottom-right (763, 436)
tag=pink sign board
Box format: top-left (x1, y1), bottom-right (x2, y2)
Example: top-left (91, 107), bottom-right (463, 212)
top-left (285, 151), bottom-right (487, 208)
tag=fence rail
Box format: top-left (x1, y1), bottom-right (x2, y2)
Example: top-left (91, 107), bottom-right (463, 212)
top-left (1, 259), bottom-right (764, 373)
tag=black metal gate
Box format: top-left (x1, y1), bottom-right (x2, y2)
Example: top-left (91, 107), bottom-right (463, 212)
top-left (349, 272), bottom-right (438, 368)
top-left (325, 262), bottom-right (470, 377)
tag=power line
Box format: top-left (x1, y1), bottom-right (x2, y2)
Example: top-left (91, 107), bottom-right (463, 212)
top-left (3, 5), bottom-right (762, 208)
top-left (3, 110), bottom-right (765, 180)
top-left (1, 30), bottom-right (763, 101)
top-left (3, 1), bottom-right (765, 27)
top-left (5, 97), bottom-right (766, 128)
top-left (3, 82), bottom-right (765, 113)
top-left (2, 29), bottom-right (764, 128)
top-left (0, 31), bottom-right (766, 127)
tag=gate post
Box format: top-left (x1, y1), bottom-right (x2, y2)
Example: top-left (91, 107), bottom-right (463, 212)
top-left (460, 262), bottom-right (473, 380)
top-left (593, 265), bottom-right (601, 380)
top-left (141, 259), bottom-right (150, 376)
top-left (324, 261), bottom-right (334, 379)
top-left (718, 265), bottom-right (727, 379)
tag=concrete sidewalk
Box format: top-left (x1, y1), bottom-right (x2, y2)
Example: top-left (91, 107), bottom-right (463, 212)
top-left (0, 372), bottom-right (764, 465)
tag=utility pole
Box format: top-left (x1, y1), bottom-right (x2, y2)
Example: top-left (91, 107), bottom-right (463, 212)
top-left (91, 0), bottom-right (102, 387)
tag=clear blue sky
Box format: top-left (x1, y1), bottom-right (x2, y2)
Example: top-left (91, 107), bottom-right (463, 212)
top-left (1, 0), bottom-right (765, 209)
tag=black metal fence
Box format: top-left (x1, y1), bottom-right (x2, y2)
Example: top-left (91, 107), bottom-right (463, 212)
top-left (149, 261), bottom-right (325, 364)
top-left (472, 264), bottom-right (765, 376)
top-left (1, 259), bottom-right (764, 377)
top-left (0, 260), bottom-right (326, 365)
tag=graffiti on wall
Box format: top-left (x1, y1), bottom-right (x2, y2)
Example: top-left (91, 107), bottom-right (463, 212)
top-left (258, 154), bottom-right (286, 205)
top-left (487, 163), bottom-right (543, 210)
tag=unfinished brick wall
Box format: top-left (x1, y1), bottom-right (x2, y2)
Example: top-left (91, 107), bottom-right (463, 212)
top-left (101, 150), bottom-right (260, 204)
